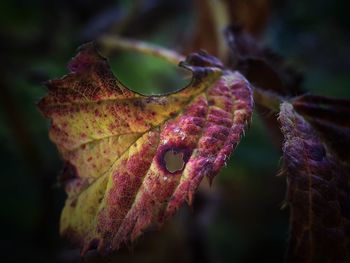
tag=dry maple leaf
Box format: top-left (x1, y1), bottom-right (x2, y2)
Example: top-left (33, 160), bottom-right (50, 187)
top-left (279, 103), bottom-right (350, 263)
top-left (38, 43), bottom-right (253, 255)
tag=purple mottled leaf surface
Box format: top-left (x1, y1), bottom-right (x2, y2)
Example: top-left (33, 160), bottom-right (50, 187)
top-left (279, 102), bottom-right (350, 263)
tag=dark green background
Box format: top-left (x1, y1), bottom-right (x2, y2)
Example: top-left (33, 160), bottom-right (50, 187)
top-left (0, 1), bottom-right (349, 262)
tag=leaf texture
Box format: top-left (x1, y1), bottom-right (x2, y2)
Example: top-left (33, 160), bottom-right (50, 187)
top-left (293, 95), bottom-right (350, 167)
top-left (225, 26), bottom-right (304, 147)
top-left (38, 43), bottom-right (253, 255)
top-left (279, 102), bottom-right (350, 263)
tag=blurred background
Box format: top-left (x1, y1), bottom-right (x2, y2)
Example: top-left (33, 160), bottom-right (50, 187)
top-left (0, 0), bottom-right (349, 262)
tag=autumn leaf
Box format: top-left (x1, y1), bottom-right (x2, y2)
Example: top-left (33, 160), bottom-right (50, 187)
top-left (38, 43), bottom-right (253, 255)
top-left (293, 94), bottom-right (350, 167)
top-left (279, 102), bottom-right (350, 263)
top-left (225, 26), bottom-right (304, 147)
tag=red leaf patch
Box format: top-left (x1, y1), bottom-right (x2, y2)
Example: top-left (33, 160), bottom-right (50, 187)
top-left (38, 43), bottom-right (253, 255)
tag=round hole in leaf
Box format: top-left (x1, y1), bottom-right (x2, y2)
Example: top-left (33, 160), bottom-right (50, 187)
top-left (163, 149), bottom-right (185, 173)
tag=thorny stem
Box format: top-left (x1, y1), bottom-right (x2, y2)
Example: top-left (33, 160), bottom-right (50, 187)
top-left (98, 36), bottom-right (284, 111)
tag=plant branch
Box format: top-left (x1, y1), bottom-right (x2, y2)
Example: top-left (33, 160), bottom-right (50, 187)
top-left (253, 88), bottom-right (284, 112)
top-left (98, 35), bottom-right (185, 65)
top-left (98, 36), bottom-right (285, 111)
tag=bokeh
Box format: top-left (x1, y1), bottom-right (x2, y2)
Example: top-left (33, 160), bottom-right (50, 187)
top-left (0, 1), bottom-right (349, 262)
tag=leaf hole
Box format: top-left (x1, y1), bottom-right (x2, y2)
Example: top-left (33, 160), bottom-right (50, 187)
top-left (99, 50), bottom-right (191, 95)
top-left (164, 149), bottom-right (185, 173)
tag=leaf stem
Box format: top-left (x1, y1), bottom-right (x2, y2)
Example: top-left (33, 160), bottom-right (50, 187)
top-left (253, 88), bottom-right (284, 112)
top-left (98, 35), bottom-right (185, 65)
top-left (98, 36), bottom-right (285, 111)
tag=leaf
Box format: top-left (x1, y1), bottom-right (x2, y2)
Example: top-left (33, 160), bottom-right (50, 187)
top-left (279, 102), bottom-right (350, 263)
top-left (224, 26), bottom-right (305, 148)
top-left (225, 25), bottom-right (304, 97)
top-left (38, 43), bottom-right (253, 255)
top-left (293, 94), bottom-right (350, 167)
